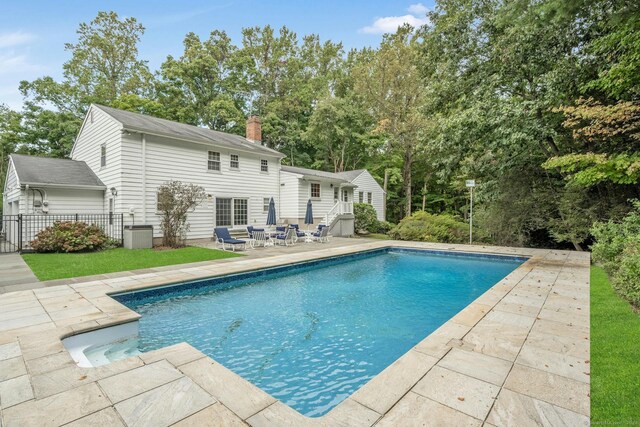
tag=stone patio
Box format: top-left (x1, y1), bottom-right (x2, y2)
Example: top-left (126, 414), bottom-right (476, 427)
top-left (0, 240), bottom-right (591, 426)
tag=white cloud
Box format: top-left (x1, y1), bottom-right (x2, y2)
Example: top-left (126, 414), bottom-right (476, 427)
top-left (360, 14), bottom-right (429, 34)
top-left (0, 31), bottom-right (36, 49)
top-left (407, 3), bottom-right (429, 16)
top-left (360, 4), bottom-right (430, 34)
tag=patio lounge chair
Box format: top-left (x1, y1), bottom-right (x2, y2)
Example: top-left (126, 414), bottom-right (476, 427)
top-left (275, 228), bottom-right (296, 246)
top-left (214, 227), bottom-right (246, 252)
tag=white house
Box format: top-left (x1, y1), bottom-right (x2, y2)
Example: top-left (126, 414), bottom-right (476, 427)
top-left (3, 104), bottom-right (385, 246)
top-left (280, 165), bottom-right (356, 235)
top-left (335, 169), bottom-right (386, 221)
top-left (69, 104), bottom-right (285, 240)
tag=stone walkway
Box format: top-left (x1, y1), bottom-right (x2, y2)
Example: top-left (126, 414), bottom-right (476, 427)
top-left (0, 254), bottom-right (40, 294)
top-left (0, 240), bottom-right (591, 426)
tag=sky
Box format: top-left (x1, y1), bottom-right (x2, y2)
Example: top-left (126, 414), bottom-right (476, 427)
top-left (0, 0), bottom-right (434, 110)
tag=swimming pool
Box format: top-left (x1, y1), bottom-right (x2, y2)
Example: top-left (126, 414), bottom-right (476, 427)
top-left (109, 248), bottom-right (524, 417)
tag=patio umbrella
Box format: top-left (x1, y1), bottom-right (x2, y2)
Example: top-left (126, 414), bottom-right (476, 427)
top-left (266, 197), bottom-right (277, 226)
top-left (304, 199), bottom-right (314, 228)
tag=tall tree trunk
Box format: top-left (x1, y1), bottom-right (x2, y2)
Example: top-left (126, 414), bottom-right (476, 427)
top-left (403, 149), bottom-right (413, 217)
top-left (421, 182), bottom-right (426, 211)
top-left (383, 169), bottom-right (389, 220)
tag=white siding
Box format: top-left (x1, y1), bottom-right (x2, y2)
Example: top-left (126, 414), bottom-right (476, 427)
top-left (3, 159), bottom-right (20, 209)
top-left (279, 172), bottom-right (301, 219)
top-left (352, 171), bottom-right (385, 221)
top-left (39, 188), bottom-right (104, 214)
top-left (119, 133), bottom-right (282, 239)
top-left (70, 106), bottom-right (123, 214)
top-left (279, 170), bottom-right (359, 225)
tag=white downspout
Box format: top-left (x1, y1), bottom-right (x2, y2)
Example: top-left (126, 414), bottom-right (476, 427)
top-left (141, 133), bottom-right (147, 222)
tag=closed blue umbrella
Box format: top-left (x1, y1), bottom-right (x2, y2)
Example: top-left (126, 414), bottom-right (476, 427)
top-left (266, 197), bottom-right (277, 226)
top-left (304, 199), bottom-right (314, 226)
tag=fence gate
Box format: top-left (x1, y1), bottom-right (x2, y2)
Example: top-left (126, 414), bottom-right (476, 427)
top-left (0, 214), bottom-right (124, 253)
top-left (0, 215), bottom-right (21, 253)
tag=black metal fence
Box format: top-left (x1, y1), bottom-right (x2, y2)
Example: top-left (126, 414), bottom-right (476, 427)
top-left (0, 214), bottom-right (124, 253)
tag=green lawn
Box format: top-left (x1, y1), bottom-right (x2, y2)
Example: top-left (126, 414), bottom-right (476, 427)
top-left (591, 265), bottom-right (640, 423)
top-left (22, 247), bottom-right (242, 281)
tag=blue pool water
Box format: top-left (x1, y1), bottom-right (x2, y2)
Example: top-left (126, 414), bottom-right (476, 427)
top-left (113, 248), bottom-right (523, 417)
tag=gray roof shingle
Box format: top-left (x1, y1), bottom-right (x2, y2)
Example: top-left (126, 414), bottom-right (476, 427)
top-left (280, 165), bottom-right (356, 185)
top-left (10, 154), bottom-right (105, 188)
top-left (94, 104), bottom-right (285, 158)
top-left (334, 169), bottom-right (366, 181)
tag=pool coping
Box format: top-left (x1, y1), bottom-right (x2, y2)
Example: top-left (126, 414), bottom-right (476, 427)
top-left (0, 240), bottom-right (591, 426)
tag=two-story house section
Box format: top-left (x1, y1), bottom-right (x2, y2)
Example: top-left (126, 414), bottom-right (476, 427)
top-left (70, 104), bottom-right (285, 240)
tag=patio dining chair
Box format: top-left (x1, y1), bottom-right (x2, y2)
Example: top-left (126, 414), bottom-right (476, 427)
top-left (252, 230), bottom-right (272, 248)
top-left (289, 224), bottom-right (307, 242)
top-left (247, 226), bottom-right (264, 239)
top-left (275, 228), bottom-right (296, 246)
top-left (311, 226), bottom-right (329, 243)
top-left (214, 227), bottom-right (246, 252)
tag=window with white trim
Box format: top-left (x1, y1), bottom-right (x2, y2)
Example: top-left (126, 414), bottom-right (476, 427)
top-left (367, 192), bottom-right (372, 204)
top-left (263, 198), bottom-right (270, 213)
top-left (230, 154), bottom-right (239, 169)
top-left (208, 151), bottom-right (220, 171)
top-left (359, 192), bottom-right (364, 203)
top-left (260, 159), bottom-right (268, 172)
top-left (334, 187), bottom-right (339, 200)
top-left (310, 182), bottom-right (321, 199)
top-left (100, 144), bottom-right (106, 167)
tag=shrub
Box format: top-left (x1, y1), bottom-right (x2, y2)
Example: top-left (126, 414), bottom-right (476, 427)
top-left (375, 220), bottom-right (394, 234)
top-left (30, 221), bottom-right (108, 253)
top-left (157, 181), bottom-right (206, 247)
top-left (591, 201), bottom-right (640, 306)
top-left (388, 211), bottom-right (476, 244)
top-left (354, 203), bottom-right (379, 233)
top-left (591, 201), bottom-right (640, 273)
top-left (613, 237), bottom-right (640, 307)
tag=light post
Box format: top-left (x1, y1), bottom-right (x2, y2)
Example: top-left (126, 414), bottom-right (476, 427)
top-left (465, 180), bottom-right (475, 244)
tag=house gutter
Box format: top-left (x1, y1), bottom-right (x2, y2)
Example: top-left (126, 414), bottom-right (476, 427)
top-left (20, 183), bottom-right (106, 191)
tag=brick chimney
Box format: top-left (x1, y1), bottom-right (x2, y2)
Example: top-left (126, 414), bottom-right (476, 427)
top-left (246, 116), bottom-right (261, 143)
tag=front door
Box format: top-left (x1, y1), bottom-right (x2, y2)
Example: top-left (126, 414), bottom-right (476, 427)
top-left (342, 189), bottom-right (349, 202)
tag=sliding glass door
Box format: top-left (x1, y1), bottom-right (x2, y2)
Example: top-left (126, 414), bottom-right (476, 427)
top-left (215, 197), bottom-right (248, 228)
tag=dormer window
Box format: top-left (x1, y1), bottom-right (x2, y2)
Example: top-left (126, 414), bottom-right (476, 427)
top-left (100, 144), bottom-right (106, 167)
top-left (230, 154), bottom-right (239, 169)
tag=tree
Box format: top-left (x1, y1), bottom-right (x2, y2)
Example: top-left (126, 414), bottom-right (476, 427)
top-left (16, 11), bottom-right (154, 161)
top-left (304, 96), bottom-right (376, 172)
top-left (353, 25), bottom-right (426, 218)
top-left (543, 98), bottom-right (640, 186)
top-left (158, 30), bottom-right (246, 133)
top-left (156, 181), bottom-right (206, 248)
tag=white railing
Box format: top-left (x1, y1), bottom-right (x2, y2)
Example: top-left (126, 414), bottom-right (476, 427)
top-left (323, 201), bottom-right (353, 227)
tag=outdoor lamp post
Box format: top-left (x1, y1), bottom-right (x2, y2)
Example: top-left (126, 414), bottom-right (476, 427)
top-left (466, 179), bottom-right (476, 244)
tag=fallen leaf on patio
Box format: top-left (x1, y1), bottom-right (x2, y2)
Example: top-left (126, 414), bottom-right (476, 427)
top-left (457, 397), bottom-right (465, 401)
top-left (79, 375), bottom-right (87, 380)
